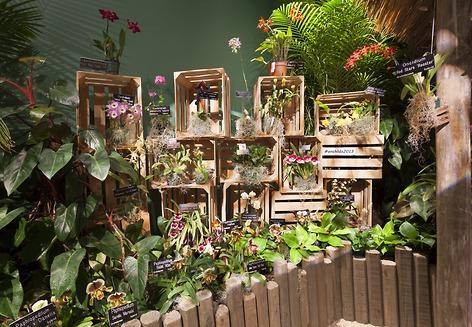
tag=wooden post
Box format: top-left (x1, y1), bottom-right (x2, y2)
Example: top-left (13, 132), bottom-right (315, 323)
top-left (251, 278), bottom-right (270, 327)
top-left (435, 1), bottom-right (472, 326)
top-left (366, 250), bottom-right (383, 326)
top-left (324, 258), bottom-right (335, 324)
top-left (243, 292), bottom-right (258, 327)
top-left (340, 242), bottom-right (355, 321)
top-left (225, 277), bottom-right (245, 327)
top-left (215, 305), bottom-right (230, 327)
top-left (299, 270), bottom-right (310, 327)
top-left (382, 260), bottom-right (399, 327)
top-left (413, 253), bottom-right (432, 327)
top-left (395, 247), bottom-right (415, 327)
top-left (326, 246), bottom-right (343, 321)
top-left (302, 253), bottom-right (324, 327)
top-left (267, 281), bottom-right (281, 327)
top-left (140, 311), bottom-right (162, 327)
top-left (273, 260), bottom-right (291, 327)
top-left (353, 257), bottom-right (369, 324)
top-left (197, 290), bottom-right (216, 327)
top-left (287, 263), bottom-right (301, 327)
top-left (163, 311), bottom-right (183, 327)
top-left (177, 298), bottom-right (199, 327)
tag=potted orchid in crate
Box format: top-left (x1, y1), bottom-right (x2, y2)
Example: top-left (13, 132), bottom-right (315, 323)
top-left (147, 75), bottom-right (172, 136)
top-left (319, 100), bottom-right (377, 135)
top-left (284, 143), bottom-right (321, 191)
top-left (81, 9), bottom-right (141, 74)
top-left (105, 98), bottom-right (142, 146)
top-left (232, 144), bottom-right (273, 185)
top-left (239, 190), bottom-right (263, 221)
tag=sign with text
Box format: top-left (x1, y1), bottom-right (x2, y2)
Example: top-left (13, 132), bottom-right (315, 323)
top-left (241, 212), bottom-right (258, 221)
top-left (340, 194), bottom-right (355, 203)
top-left (247, 259), bottom-right (268, 274)
top-left (107, 302), bottom-right (138, 326)
top-left (322, 147), bottom-right (358, 156)
top-left (287, 61), bottom-right (305, 70)
top-left (79, 57), bottom-right (119, 74)
top-left (112, 94), bottom-right (135, 106)
top-left (179, 203), bottom-right (200, 212)
top-left (235, 90), bottom-right (252, 98)
top-left (365, 86), bottom-right (385, 97)
top-left (200, 92), bottom-right (219, 100)
top-left (149, 105), bottom-right (170, 115)
top-left (114, 185), bottom-right (139, 198)
top-left (394, 54), bottom-right (435, 78)
top-left (149, 259), bottom-right (174, 274)
top-left (269, 218), bottom-right (287, 226)
top-left (223, 220), bottom-right (240, 232)
top-left (9, 303), bottom-right (57, 327)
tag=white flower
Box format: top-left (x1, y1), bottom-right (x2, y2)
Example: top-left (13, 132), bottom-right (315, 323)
top-left (204, 243), bottom-right (214, 256)
top-left (32, 300), bottom-right (48, 312)
top-left (248, 191), bottom-right (256, 198)
top-left (252, 200), bottom-right (261, 210)
top-left (228, 37), bottom-right (242, 53)
top-left (241, 192), bottom-right (249, 200)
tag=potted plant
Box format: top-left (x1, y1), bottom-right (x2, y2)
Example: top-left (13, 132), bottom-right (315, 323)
top-left (319, 100), bottom-right (377, 135)
top-left (82, 8), bottom-right (141, 74)
top-left (253, 17), bottom-right (292, 76)
top-left (232, 144), bottom-right (273, 184)
top-left (105, 98), bottom-right (142, 146)
top-left (284, 143), bottom-right (320, 191)
top-left (193, 147), bottom-right (212, 185)
top-left (152, 145), bottom-right (192, 186)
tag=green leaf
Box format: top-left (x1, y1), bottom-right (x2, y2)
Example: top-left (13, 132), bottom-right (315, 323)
top-left (80, 149), bottom-right (110, 181)
top-left (133, 236), bottom-right (161, 254)
top-left (327, 236), bottom-right (344, 247)
top-left (331, 228), bottom-right (352, 236)
top-left (29, 106), bottom-right (56, 123)
top-left (83, 195), bottom-right (98, 219)
top-left (123, 254), bottom-right (148, 300)
top-left (289, 248), bottom-right (303, 265)
top-left (399, 221), bottom-right (419, 240)
top-left (295, 224), bottom-right (309, 243)
top-left (14, 218), bottom-right (27, 247)
top-left (0, 270), bottom-right (23, 319)
top-left (0, 207), bottom-right (25, 231)
top-left (261, 250), bottom-right (284, 262)
top-left (3, 143), bottom-right (42, 195)
top-left (86, 229), bottom-right (122, 259)
top-left (388, 150), bottom-right (402, 170)
top-left (383, 220), bottom-right (395, 236)
top-left (252, 237), bottom-right (267, 252)
top-left (380, 119), bottom-right (394, 140)
top-left (38, 143), bottom-right (73, 179)
top-left (50, 248), bottom-right (86, 296)
top-left (79, 129), bottom-right (105, 151)
top-left (54, 203), bottom-right (78, 241)
top-left (281, 231), bottom-right (299, 248)
top-left (109, 151), bottom-right (138, 183)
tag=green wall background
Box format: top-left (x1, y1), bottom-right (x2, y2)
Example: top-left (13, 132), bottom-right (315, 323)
top-left (34, 0), bottom-right (275, 128)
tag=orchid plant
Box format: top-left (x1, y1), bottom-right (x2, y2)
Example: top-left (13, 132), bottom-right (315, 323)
top-left (105, 99), bottom-right (142, 146)
top-left (319, 100), bottom-right (377, 135)
top-left (148, 75), bottom-right (167, 107)
top-left (284, 143), bottom-right (320, 189)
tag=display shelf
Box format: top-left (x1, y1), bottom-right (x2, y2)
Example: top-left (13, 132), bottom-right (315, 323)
top-left (270, 190), bottom-right (327, 223)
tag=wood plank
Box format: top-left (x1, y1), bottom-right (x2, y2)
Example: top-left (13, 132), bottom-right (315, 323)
top-left (323, 169), bottom-right (383, 179)
top-left (353, 257), bottom-right (369, 324)
top-left (326, 247), bottom-right (342, 321)
top-left (340, 242), bottom-right (355, 321)
top-left (302, 253), bottom-right (324, 327)
top-left (163, 311), bottom-right (182, 327)
top-left (366, 250), bottom-right (384, 326)
top-left (382, 260), bottom-right (399, 327)
top-left (413, 253), bottom-right (432, 327)
top-left (267, 281), bottom-right (281, 327)
top-left (287, 263), bottom-right (301, 327)
top-left (243, 292), bottom-right (258, 327)
top-left (324, 258), bottom-right (335, 324)
top-left (430, 265), bottom-right (436, 327)
top-left (225, 277), bottom-right (245, 327)
top-left (177, 298), bottom-right (198, 327)
top-left (140, 310), bottom-right (162, 327)
top-left (299, 269), bottom-right (310, 327)
top-left (320, 134), bottom-right (384, 145)
top-left (215, 305), bottom-right (230, 327)
top-left (322, 146), bottom-right (383, 157)
top-left (273, 260), bottom-right (290, 327)
top-left (272, 192), bottom-right (325, 201)
top-left (251, 278), bottom-right (270, 327)
top-left (322, 158), bottom-right (383, 167)
top-left (395, 247), bottom-right (415, 327)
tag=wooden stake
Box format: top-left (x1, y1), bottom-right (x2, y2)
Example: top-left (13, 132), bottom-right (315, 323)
top-left (197, 289), bottom-right (215, 327)
top-left (353, 257), bottom-right (369, 324)
top-left (413, 253), bottom-right (432, 327)
top-left (366, 250), bottom-right (383, 326)
top-left (340, 242), bottom-right (355, 321)
top-left (395, 247), bottom-right (415, 327)
top-left (382, 260), bottom-right (399, 327)
top-left (273, 260), bottom-right (291, 327)
top-left (267, 281), bottom-right (281, 327)
top-left (215, 305), bottom-right (230, 327)
top-left (225, 277), bottom-right (245, 327)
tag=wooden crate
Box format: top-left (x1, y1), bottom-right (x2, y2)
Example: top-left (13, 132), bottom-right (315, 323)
top-left (158, 185), bottom-right (216, 222)
top-left (150, 137), bottom-right (218, 188)
top-left (221, 183), bottom-right (271, 223)
top-left (76, 71), bottom-right (146, 212)
top-left (279, 136), bottom-right (323, 193)
top-left (254, 76), bottom-right (304, 136)
top-left (315, 91), bottom-right (380, 136)
top-left (174, 68), bottom-right (231, 138)
top-left (217, 136), bottom-right (278, 184)
top-left (320, 135), bottom-right (384, 179)
top-left (270, 190), bottom-right (327, 223)
top-left (325, 179), bottom-right (373, 226)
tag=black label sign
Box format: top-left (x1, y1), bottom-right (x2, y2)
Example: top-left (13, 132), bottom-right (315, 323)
top-left (235, 90), bottom-right (252, 98)
top-left (241, 213), bottom-right (258, 221)
top-left (365, 86), bottom-right (385, 97)
top-left (114, 185), bottom-right (139, 198)
top-left (247, 259), bottom-right (268, 273)
top-left (269, 218), bottom-right (287, 225)
top-left (149, 259), bottom-right (174, 274)
top-left (340, 194), bottom-right (355, 203)
top-left (179, 203), bottom-right (199, 212)
top-left (199, 92), bottom-right (219, 100)
top-left (287, 61), bottom-right (305, 70)
top-left (223, 220), bottom-right (240, 232)
top-left (10, 303), bottom-right (57, 327)
top-left (113, 94), bottom-right (135, 106)
top-left (394, 54), bottom-right (435, 78)
top-left (79, 57), bottom-right (119, 74)
top-left (107, 302), bottom-right (138, 326)
top-left (149, 105), bottom-right (170, 116)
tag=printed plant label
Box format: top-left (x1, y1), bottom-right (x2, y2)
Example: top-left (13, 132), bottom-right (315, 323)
top-left (108, 302), bottom-right (138, 326)
top-left (9, 303), bottom-right (57, 327)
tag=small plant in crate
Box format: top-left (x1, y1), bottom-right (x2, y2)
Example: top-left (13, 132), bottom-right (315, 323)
top-left (283, 143), bottom-right (320, 191)
top-left (105, 98), bottom-right (142, 146)
top-left (188, 81), bottom-right (215, 136)
top-left (232, 144), bottom-right (273, 184)
top-left (193, 147), bottom-right (212, 185)
top-left (152, 145), bottom-right (192, 186)
top-left (319, 100), bottom-right (377, 135)
top-left (235, 109), bottom-right (257, 138)
top-left (260, 78), bottom-right (298, 135)
top-left (327, 179), bottom-right (366, 226)
top-left (237, 190), bottom-right (263, 219)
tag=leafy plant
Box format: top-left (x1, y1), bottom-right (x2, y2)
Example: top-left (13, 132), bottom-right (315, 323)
top-left (153, 145), bottom-right (192, 186)
top-left (281, 224), bottom-right (321, 265)
top-left (232, 144), bottom-right (272, 167)
top-left (283, 143), bottom-right (320, 188)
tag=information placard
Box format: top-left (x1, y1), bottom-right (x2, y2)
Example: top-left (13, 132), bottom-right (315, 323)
top-left (9, 303), bottom-right (57, 327)
top-left (394, 54), bottom-right (435, 78)
top-left (107, 302), bottom-right (138, 326)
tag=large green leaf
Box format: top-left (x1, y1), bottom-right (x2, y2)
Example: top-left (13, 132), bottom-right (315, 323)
top-left (54, 203), bottom-right (78, 241)
top-left (133, 236), bottom-right (161, 254)
top-left (0, 206), bottom-right (25, 231)
top-left (3, 143), bottom-right (42, 195)
top-left (123, 254), bottom-right (148, 300)
top-left (0, 269), bottom-right (23, 319)
top-left (38, 143), bottom-right (73, 179)
top-left (79, 129), bottom-right (105, 151)
top-left (50, 248), bottom-right (86, 296)
top-left (289, 248), bottom-right (303, 265)
top-left (86, 229), bottom-right (122, 259)
top-left (399, 221), bottom-right (419, 240)
top-left (109, 151), bottom-right (138, 183)
top-left (79, 149), bottom-right (110, 181)
top-left (281, 232), bottom-right (299, 248)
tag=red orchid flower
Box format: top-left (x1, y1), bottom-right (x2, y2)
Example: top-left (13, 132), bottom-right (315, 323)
top-left (99, 9), bottom-right (119, 22)
top-left (127, 19), bottom-right (141, 33)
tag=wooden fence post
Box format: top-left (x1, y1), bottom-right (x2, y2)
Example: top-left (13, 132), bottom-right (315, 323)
top-left (273, 260), bottom-right (291, 327)
top-left (395, 247), bottom-right (415, 327)
top-left (267, 281), bottom-right (281, 327)
top-left (243, 292), bottom-right (258, 327)
top-left (225, 277), bottom-right (245, 327)
top-left (324, 258), bottom-right (335, 324)
top-left (299, 269), bottom-right (310, 327)
top-left (177, 298), bottom-right (199, 327)
top-left (353, 257), bottom-right (369, 324)
top-left (287, 263), bottom-right (301, 327)
top-left (197, 290), bottom-right (215, 327)
top-left (414, 253), bottom-right (432, 327)
top-left (382, 260), bottom-right (399, 327)
top-left (302, 253), bottom-right (324, 327)
top-left (251, 278), bottom-right (270, 327)
top-left (326, 246), bottom-right (343, 321)
top-left (141, 311), bottom-right (162, 327)
top-left (215, 305), bottom-right (230, 327)
top-left (340, 242), bottom-right (355, 322)
top-left (366, 250), bottom-right (384, 326)
top-left (163, 311), bottom-right (183, 327)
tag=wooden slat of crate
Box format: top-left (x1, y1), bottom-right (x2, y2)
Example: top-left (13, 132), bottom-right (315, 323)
top-left (221, 182), bottom-right (270, 222)
top-left (218, 136), bottom-right (278, 184)
top-left (254, 76), bottom-right (305, 136)
top-left (270, 190), bottom-right (327, 222)
top-left (150, 138), bottom-right (217, 188)
top-left (315, 91), bottom-right (380, 136)
top-left (320, 135), bottom-right (384, 179)
top-left (159, 185), bottom-right (216, 222)
top-left (279, 136), bottom-right (323, 193)
top-left (174, 68), bottom-right (230, 138)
